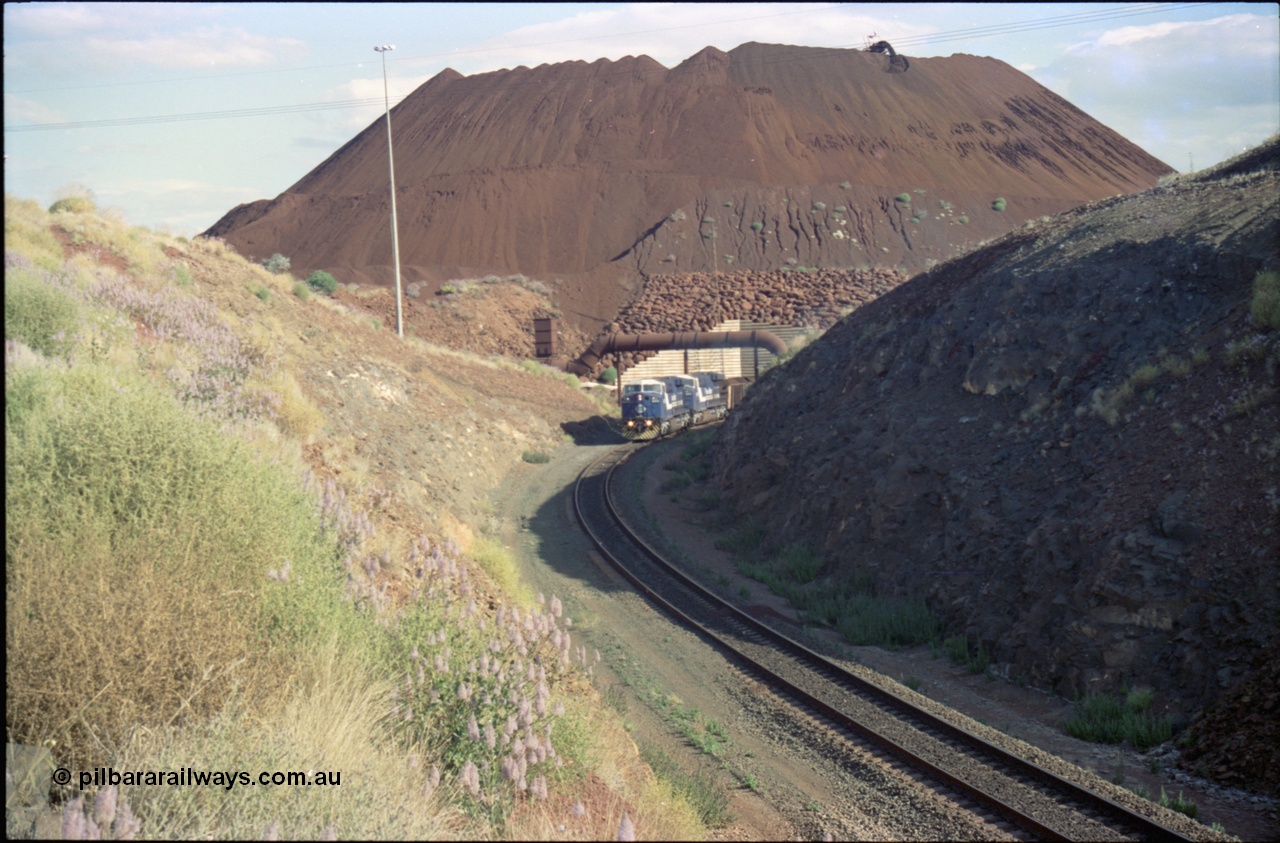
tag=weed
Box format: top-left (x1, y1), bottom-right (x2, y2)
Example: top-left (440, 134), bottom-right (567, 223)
top-left (903, 676), bottom-right (923, 692)
top-left (738, 585), bottom-right (751, 600)
top-left (1158, 788), bottom-right (1198, 819)
top-left (522, 451), bottom-right (551, 464)
top-left (253, 284), bottom-right (271, 301)
top-left (1130, 363), bottom-right (1162, 387)
top-left (943, 636), bottom-right (992, 674)
top-left (291, 280), bottom-right (311, 300)
top-left (1251, 270), bottom-right (1280, 329)
top-left (715, 523), bottom-right (767, 555)
top-left (640, 745), bottom-right (731, 828)
top-left (742, 773), bottom-right (760, 792)
top-left (1064, 690), bottom-right (1173, 749)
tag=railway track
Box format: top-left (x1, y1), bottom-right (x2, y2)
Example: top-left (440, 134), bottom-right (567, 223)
top-left (574, 443), bottom-right (1199, 842)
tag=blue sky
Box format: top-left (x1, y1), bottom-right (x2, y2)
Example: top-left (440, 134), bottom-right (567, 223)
top-left (5, 2), bottom-right (1277, 237)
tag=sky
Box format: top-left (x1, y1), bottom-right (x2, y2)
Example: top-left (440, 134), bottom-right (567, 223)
top-left (5, 2), bottom-right (1278, 237)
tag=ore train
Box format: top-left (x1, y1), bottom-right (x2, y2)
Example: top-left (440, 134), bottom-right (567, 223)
top-left (619, 372), bottom-right (728, 440)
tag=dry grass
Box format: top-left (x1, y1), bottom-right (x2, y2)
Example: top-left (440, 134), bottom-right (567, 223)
top-left (112, 638), bottom-right (463, 840)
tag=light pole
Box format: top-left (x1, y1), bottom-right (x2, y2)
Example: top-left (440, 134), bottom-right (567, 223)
top-left (375, 44), bottom-right (404, 337)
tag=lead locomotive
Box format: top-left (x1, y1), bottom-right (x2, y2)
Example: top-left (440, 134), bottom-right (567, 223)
top-left (618, 373), bottom-right (728, 440)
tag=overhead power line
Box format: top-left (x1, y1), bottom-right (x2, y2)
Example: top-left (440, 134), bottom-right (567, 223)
top-left (3, 2), bottom-right (1220, 134)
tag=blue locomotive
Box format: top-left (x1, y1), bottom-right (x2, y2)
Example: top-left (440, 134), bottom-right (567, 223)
top-left (619, 373), bottom-right (728, 440)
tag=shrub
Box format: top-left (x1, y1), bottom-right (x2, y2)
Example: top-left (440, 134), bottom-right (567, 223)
top-left (48, 196), bottom-right (96, 215)
top-left (750, 221), bottom-right (764, 232)
top-left (262, 253), bottom-right (291, 274)
top-left (599, 366), bottom-right (618, 385)
top-left (1251, 270), bottom-right (1280, 330)
top-left (253, 284), bottom-right (271, 301)
top-left (306, 270), bottom-right (339, 296)
top-left (957, 215), bottom-right (969, 224)
top-left (522, 450), bottom-right (551, 464)
top-left (6, 362), bottom-right (345, 769)
top-left (4, 268), bottom-right (81, 357)
top-left (992, 198), bottom-right (1007, 212)
top-left (292, 280), bottom-right (312, 300)
top-left (895, 193), bottom-right (911, 205)
top-left (812, 202), bottom-right (826, 211)
top-left (840, 181), bottom-right (852, 190)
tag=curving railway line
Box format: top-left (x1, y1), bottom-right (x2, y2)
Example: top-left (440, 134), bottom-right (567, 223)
top-left (574, 442), bottom-right (1199, 842)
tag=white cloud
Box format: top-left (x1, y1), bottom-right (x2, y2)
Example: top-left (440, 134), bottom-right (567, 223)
top-left (82, 29), bottom-right (306, 70)
top-left (5, 2), bottom-right (227, 36)
top-left (4, 93), bottom-right (66, 124)
top-left (1031, 13), bottom-right (1279, 169)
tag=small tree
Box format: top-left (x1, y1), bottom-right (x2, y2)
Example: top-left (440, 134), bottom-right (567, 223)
top-left (262, 253), bottom-right (291, 274)
top-left (306, 270), bottom-right (339, 296)
top-left (599, 366), bottom-right (618, 385)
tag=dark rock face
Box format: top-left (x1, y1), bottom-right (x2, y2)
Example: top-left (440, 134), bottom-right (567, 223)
top-left (204, 42), bottom-right (1171, 335)
top-left (710, 143), bottom-right (1279, 748)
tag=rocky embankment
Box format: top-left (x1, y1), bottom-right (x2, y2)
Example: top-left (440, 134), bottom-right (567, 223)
top-left (710, 142), bottom-right (1280, 794)
top-left (581, 266), bottom-right (907, 377)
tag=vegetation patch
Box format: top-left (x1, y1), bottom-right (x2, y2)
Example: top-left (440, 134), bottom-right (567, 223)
top-left (1252, 270), bottom-right (1280, 330)
top-left (306, 270), bottom-right (339, 296)
top-left (1064, 689), bottom-right (1173, 749)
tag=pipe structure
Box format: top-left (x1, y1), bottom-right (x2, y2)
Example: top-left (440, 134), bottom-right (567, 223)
top-left (566, 330), bottom-right (789, 377)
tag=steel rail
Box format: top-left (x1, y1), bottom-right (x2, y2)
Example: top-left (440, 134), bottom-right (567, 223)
top-left (574, 443), bottom-right (1197, 843)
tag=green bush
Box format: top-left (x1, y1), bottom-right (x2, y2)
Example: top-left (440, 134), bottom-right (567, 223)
top-left (895, 193), bottom-right (911, 205)
top-left (6, 362), bottom-right (351, 769)
top-left (48, 196), bottom-right (96, 214)
top-left (599, 366), bottom-right (618, 385)
top-left (750, 221), bottom-right (764, 232)
top-left (1251, 270), bottom-right (1280, 330)
top-left (262, 253), bottom-right (291, 274)
top-left (957, 215), bottom-right (969, 225)
top-left (292, 280), bottom-right (312, 301)
top-left (522, 450), bottom-right (551, 464)
top-left (253, 285), bottom-right (271, 301)
top-left (306, 270), bottom-right (339, 296)
top-left (992, 198), bottom-right (1007, 212)
top-left (4, 269), bottom-right (81, 357)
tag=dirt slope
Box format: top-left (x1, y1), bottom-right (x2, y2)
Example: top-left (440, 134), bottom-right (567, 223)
top-left (708, 139), bottom-right (1280, 793)
top-left (204, 42), bottom-right (1171, 334)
